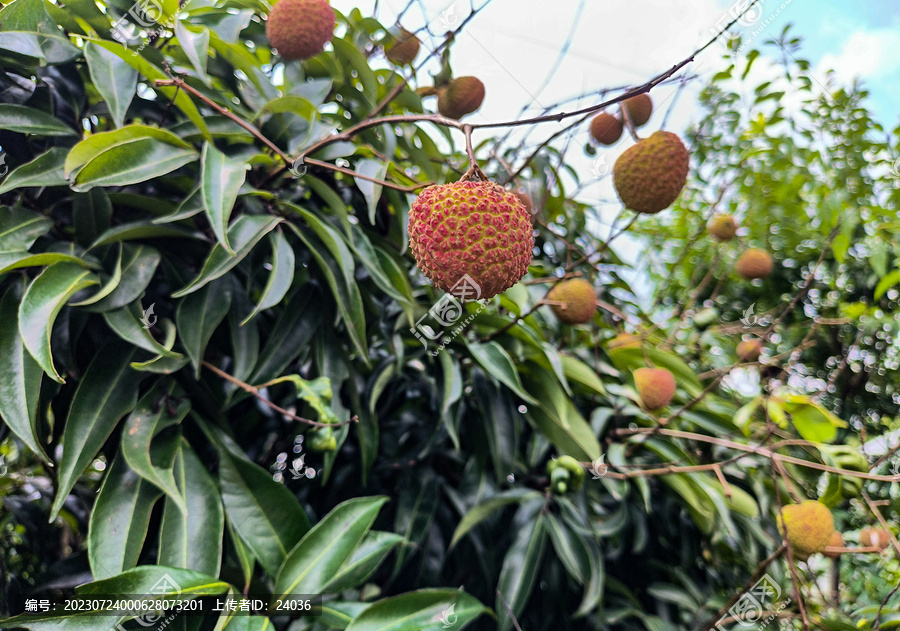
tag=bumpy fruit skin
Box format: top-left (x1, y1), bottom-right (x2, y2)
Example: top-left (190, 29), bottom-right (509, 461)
top-left (547, 455), bottom-right (586, 494)
top-left (608, 333), bottom-right (641, 350)
top-left (547, 279), bottom-right (598, 324)
top-left (736, 248), bottom-right (773, 279)
top-left (708, 215), bottom-right (738, 241)
top-left (408, 180), bottom-right (533, 299)
top-left (623, 94), bottom-right (652, 127)
top-left (633, 367), bottom-right (676, 410)
top-left (860, 527), bottom-right (891, 551)
top-left (385, 28), bottom-right (420, 65)
top-left (266, 0), bottom-right (335, 61)
top-left (590, 112), bottom-right (623, 145)
top-left (823, 530), bottom-right (844, 558)
top-left (437, 77), bottom-right (485, 119)
top-left (736, 339), bottom-right (763, 361)
top-left (613, 131), bottom-right (689, 214)
top-left (777, 501), bottom-right (835, 560)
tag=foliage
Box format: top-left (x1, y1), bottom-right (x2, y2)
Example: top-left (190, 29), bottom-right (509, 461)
top-left (0, 1), bottom-right (898, 630)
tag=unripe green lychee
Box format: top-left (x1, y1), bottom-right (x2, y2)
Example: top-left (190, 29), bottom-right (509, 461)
top-left (736, 248), bottom-right (773, 279)
top-left (736, 339), bottom-right (763, 361)
top-left (308, 426), bottom-right (337, 452)
top-left (408, 180), bottom-right (533, 299)
top-left (613, 131), bottom-right (689, 214)
top-left (623, 94), bottom-right (652, 127)
top-left (437, 77), bottom-right (485, 119)
top-left (385, 28), bottom-right (420, 65)
top-left (860, 527), bottom-right (891, 551)
top-left (608, 333), bottom-right (641, 350)
top-left (266, 0), bottom-right (335, 61)
top-left (823, 530), bottom-right (844, 558)
top-left (777, 500), bottom-right (835, 560)
top-left (547, 279), bottom-right (598, 325)
top-left (547, 455), bottom-right (585, 494)
top-left (708, 215), bottom-right (738, 241)
top-left (633, 367), bottom-right (676, 410)
top-left (590, 113), bottom-right (622, 145)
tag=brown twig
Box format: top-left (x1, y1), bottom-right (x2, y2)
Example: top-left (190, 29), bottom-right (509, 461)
top-left (201, 361), bottom-right (358, 428)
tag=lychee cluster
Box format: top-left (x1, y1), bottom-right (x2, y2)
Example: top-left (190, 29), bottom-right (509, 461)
top-left (266, 0), bottom-right (335, 61)
top-left (589, 94), bottom-right (653, 146)
top-left (408, 180), bottom-right (533, 299)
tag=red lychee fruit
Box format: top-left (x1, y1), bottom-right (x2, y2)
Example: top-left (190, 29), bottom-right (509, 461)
top-left (437, 77), bottom-right (485, 119)
top-left (266, 0), bottom-right (335, 61)
top-left (633, 367), bottom-right (676, 410)
top-left (590, 113), bottom-right (623, 145)
top-left (623, 94), bottom-right (652, 127)
top-left (408, 180), bottom-right (533, 299)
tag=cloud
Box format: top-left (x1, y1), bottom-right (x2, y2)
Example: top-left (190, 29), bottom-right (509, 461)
top-left (815, 29), bottom-right (900, 85)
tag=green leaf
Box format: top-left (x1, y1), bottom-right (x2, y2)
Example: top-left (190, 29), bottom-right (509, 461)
top-left (0, 147), bottom-right (68, 193)
top-left (72, 189), bottom-right (113, 247)
top-left (275, 496), bottom-right (389, 597)
top-left (522, 374), bottom-right (601, 461)
top-left (466, 341), bottom-right (537, 404)
top-left (174, 21), bottom-right (211, 86)
top-left (103, 301), bottom-right (182, 357)
top-left (345, 589), bottom-right (488, 631)
top-left (172, 215), bottom-right (282, 297)
top-left (90, 221), bottom-right (200, 248)
top-left (0, 104), bottom-right (78, 137)
top-left (785, 401), bottom-right (844, 443)
top-left (261, 375), bottom-right (339, 424)
top-left (561, 355), bottom-right (607, 395)
top-left (88, 451), bottom-right (161, 579)
top-left (322, 531), bottom-right (405, 594)
top-left (0, 252), bottom-right (91, 277)
top-left (205, 428), bottom-right (311, 578)
top-left (121, 383), bottom-right (188, 511)
top-left (450, 489), bottom-right (541, 548)
top-left (0, 206), bottom-right (52, 251)
top-left (354, 158), bottom-right (387, 224)
top-left (72, 137), bottom-right (198, 192)
top-left (84, 244), bottom-right (161, 312)
top-left (84, 41), bottom-right (138, 129)
top-left (50, 344), bottom-right (146, 520)
top-left (76, 565), bottom-right (229, 597)
top-left (158, 440), bottom-right (224, 576)
top-left (65, 124), bottom-right (193, 177)
top-left (248, 288), bottom-right (323, 384)
top-left (0, 281), bottom-right (48, 461)
top-left (201, 142), bottom-right (250, 253)
top-left (496, 508), bottom-right (548, 631)
top-left (176, 278), bottom-right (233, 377)
top-left (19, 262), bottom-right (98, 382)
top-left (69, 243), bottom-right (122, 306)
top-left (241, 230), bottom-right (295, 325)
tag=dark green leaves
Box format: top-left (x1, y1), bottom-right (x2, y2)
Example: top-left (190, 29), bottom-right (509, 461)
top-left (201, 142), bottom-right (250, 253)
top-left (176, 278), bottom-right (233, 376)
top-left (0, 104), bottom-right (78, 136)
top-left (84, 41), bottom-right (138, 129)
top-left (345, 589), bottom-right (488, 631)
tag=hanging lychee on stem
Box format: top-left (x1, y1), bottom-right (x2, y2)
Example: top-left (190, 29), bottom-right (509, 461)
top-left (383, 27), bottom-right (421, 66)
top-left (416, 46), bottom-right (486, 119)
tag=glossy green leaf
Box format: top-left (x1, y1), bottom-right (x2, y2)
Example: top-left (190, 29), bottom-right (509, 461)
top-left (65, 125), bottom-right (193, 177)
top-left (201, 142), bottom-right (250, 253)
top-left (84, 244), bottom-right (161, 312)
top-left (0, 104), bottom-right (78, 136)
top-left (354, 158), bottom-right (387, 224)
top-left (72, 137), bottom-right (198, 192)
top-left (496, 508), bottom-right (548, 631)
top-left (241, 230), bottom-right (295, 325)
top-left (19, 262), bottom-right (98, 382)
top-left (322, 531), bottom-right (405, 594)
top-left (466, 341), bottom-right (537, 405)
top-left (345, 589), bottom-right (488, 631)
top-left (0, 147), bottom-right (68, 193)
top-left (176, 278), bottom-right (233, 376)
top-left (450, 489), bottom-right (541, 548)
top-left (84, 41), bottom-right (138, 129)
top-left (0, 206), bottom-right (52, 251)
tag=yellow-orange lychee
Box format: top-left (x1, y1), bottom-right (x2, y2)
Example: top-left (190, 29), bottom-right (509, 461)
top-left (860, 527), bottom-right (891, 551)
top-left (613, 131), bottom-right (689, 214)
top-left (823, 530), bottom-right (844, 558)
top-left (633, 367), bottom-right (676, 410)
top-left (408, 180), bottom-right (533, 299)
top-left (590, 113), bottom-right (623, 145)
top-left (708, 215), bottom-right (738, 241)
top-left (736, 339), bottom-right (763, 361)
top-left (736, 248), bottom-right (773, 280)
top-left (777, 500), bottom-right (835, 560)
top-left (266, 0), bottom-right (335, 61)
top-left (437, 77), bottom-right (485, 119)
top-left (623, 94), bottom-right (652, 127)
top-left (547, 279), bottom-right (598, 325)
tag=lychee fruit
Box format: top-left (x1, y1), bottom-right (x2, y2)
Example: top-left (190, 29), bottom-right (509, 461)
top-left (823, 530), bottom-right (844, 558)
top-left (708, 215), bottom-right (738, 241)
top-left (385, 28), bottom-right (420, 65)
top-left (623, 94), bottom-right (652, 127)
top-left (547, 279), bottom-right (598, 325)
top-left (266, 0), bottom-right (335, 61)
top-left (777, 500), bottom-right (835, 560)
top-left (613, 131), bottom-right (689, 214)
top-left (437, 77), bottom-right (485, 119)
top-left (408, 180), bottom-right (533, 299)
top-left (736, 339), bottom-right (763, 361)
top-left (859, 527), bottom-right (891, 551)
top-left (736, 248), bottom-right (773, 280)
top-left (590, 113), bottom-right (623, 145)
top-left (608, 333), bottom-right (642, 350)
top-left (633, 367), bottom-right (676, 410)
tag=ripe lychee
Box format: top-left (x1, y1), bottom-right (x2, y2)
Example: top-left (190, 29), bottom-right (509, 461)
top-left (777, 500), bottom-right (835, 560)
top-left (623, 94), bottom-right (652, 127)
top-left (736, 248), bottom-right (773, 280)
top-left (859, 527), bottom-right (891, 551)
top-left (633, 367), bottom-right (676, 410)
top-left (408, 180), bottom-right (533, 299)
top-left (437, 77), bottom-right (485, 119)
top-left (736, 339), bottom-right (763, 361)
top-left (708, 215), bottom-right (738, 241)
top-left (266, 0), bottom-right (335, 61)
top-left (608, 333), bottom-right (641, 350)
top-left (613, 131), bottom-right (689, 214)
top-left (590, 113), bottom-right (623, 145)
top-left (547, 279), bottom-right (598, 325)
top-left (385, 28), bottom-right (420, 65)
top-left (823, 530), bottom-right (844, 558)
